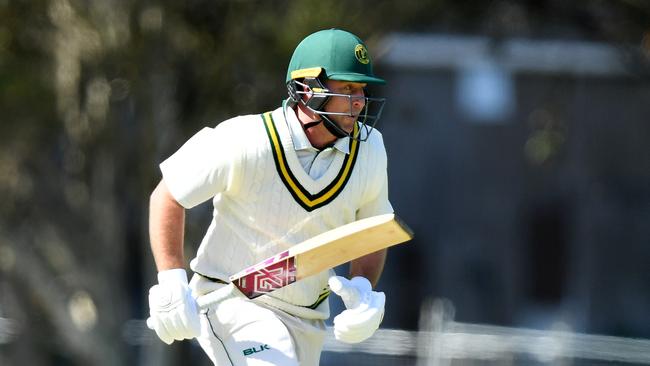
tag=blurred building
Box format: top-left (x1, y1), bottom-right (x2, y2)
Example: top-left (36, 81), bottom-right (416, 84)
top-left (373, 33), bottom-right (650, 338)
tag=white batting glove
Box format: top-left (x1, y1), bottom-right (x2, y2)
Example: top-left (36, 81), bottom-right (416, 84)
top-left (329, 276), bottom-right (385, 344)
top-left (147, 268), bottom-right (201, 345)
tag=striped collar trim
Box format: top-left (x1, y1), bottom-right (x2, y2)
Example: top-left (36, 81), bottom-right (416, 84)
top-left (262, 111), bottom-right (359, 212)
top-left (284, 104), bottom-right (350, 154)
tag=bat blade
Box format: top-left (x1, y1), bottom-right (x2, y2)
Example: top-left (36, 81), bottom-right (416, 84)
top-left (230, 213), bottom-right (413, 299)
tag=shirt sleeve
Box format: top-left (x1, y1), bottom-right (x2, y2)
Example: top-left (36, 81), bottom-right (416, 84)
top-left (159, 122), bottom-right (238, 209)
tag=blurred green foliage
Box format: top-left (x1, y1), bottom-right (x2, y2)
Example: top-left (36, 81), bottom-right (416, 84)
top-left (0, 0), bottom-right (648, 365)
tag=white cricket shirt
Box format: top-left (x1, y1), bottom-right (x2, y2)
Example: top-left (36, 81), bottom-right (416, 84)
top-left (160, 103), bottom-right (392, 319)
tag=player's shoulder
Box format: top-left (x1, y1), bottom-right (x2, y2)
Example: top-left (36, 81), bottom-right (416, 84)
top-left (205, 111), bottom-right (272, 141)
top-left (212, 112), bottom-right (264, 131)
top-left (207, 109), bottom-right (282, 151)
top-left (361, 127), bottom-right (387, 154)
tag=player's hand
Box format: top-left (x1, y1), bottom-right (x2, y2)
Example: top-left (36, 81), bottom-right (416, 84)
top-left (329, 275), bottom-right (385, 344)
top-left (147, 268), bottom-right (201, 345)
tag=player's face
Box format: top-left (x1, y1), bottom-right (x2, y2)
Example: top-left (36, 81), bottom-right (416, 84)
top-left (323, 80), bottom-right (367, 134)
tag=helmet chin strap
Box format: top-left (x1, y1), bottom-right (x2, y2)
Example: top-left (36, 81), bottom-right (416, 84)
top-left (321, 115), bottom-right (350, 138)
top-left (302, 116), bottom-right (349, 139)
top-left (301, 115), bottom-right (349, 139)
top-left (302, 119), bottom-right (322, 130)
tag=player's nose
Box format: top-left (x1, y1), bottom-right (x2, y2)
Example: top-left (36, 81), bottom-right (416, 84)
top-left (351, 92), bottom-right (365, 110)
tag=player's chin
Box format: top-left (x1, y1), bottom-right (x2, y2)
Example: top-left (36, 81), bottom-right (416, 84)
top-left (339, 116), bottom-right (358, 134)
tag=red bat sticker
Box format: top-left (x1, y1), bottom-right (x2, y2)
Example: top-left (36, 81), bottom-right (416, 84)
top-left (233, 251), bottom-right (296, 298)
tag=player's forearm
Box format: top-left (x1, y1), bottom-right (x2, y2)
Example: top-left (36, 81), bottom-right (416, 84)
top-left (149, 180), bottom-right (187, 271)
top-left (349, 248), bottom-right (387, 288)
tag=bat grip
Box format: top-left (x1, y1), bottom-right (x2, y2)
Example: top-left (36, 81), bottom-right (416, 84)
top-left (329, 276), bottom-right (361, 309)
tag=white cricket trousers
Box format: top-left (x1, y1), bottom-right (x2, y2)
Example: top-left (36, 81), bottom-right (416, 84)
top-left (195, 283), bottom-right (327, 366)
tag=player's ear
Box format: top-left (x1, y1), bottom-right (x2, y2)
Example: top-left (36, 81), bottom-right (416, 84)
top-left (288, 78), bottom-right (310, 105)
top-left (294, 78), bottom-right (312, 100)
top-left (302, 77), bottom-right (330, 110)
top-left (302, 79), bottom-right (310, 91)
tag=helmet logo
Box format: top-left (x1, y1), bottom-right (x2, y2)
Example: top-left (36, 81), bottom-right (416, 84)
top-left (354, 44), bottom-right (370, 64)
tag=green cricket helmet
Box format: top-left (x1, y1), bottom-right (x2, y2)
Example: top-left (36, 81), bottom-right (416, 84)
top-left (286, 29), bottom-right (387, 141)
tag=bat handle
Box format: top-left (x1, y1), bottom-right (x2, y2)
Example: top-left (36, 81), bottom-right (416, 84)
top-left (328, 276), bottom-right (361, 309)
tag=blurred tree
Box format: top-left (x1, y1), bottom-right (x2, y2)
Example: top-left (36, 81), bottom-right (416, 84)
top-left (0, 0), bottom-right (648, 365)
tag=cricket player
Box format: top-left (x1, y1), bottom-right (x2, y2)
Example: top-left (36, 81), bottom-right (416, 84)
top-left (147, 28), bottom-right (392, 365)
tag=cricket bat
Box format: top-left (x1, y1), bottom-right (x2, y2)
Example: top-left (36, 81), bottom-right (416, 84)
top-left (230, 213), bottom-right (413, 299)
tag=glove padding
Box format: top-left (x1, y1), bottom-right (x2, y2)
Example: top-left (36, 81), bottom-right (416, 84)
top-left (147, 269), bottom-right (201, 345)
top-left (329, 276), bottom-right (385, 344)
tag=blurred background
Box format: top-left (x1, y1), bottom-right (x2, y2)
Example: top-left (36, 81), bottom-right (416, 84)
top-left (0, 0), bottom-right (649, 365)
